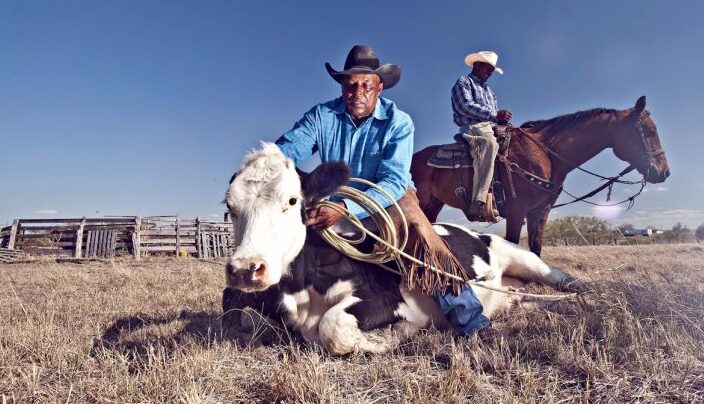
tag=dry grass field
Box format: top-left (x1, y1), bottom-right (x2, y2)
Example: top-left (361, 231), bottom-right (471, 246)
top-left (1, 243), bottom-right (703, 403)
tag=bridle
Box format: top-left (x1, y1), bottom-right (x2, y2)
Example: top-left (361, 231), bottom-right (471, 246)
top-left (632, 112), bottom-right (666, 171)
top-left (511, 112), bottom-right (665, 209)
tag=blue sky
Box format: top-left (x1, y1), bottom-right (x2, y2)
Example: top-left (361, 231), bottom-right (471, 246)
top-left (1, 0), bottom-right (703, 231)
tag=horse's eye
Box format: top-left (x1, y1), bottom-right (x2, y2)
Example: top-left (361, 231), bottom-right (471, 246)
top-left (288, 197), bottom-right (298, 206)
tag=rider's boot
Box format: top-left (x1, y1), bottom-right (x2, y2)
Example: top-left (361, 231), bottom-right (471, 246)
top-left (467, 201), bottom-right (499, 222)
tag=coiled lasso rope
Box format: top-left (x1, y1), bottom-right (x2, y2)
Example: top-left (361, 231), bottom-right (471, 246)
top-left (316, 178), bottom-right (577, 300)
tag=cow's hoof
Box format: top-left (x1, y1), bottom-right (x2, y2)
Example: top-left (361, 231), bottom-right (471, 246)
top-left (557, 274), bottom-right (590, 293)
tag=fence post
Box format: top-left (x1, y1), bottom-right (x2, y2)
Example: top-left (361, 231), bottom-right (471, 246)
top-left (196, 217), bottom-right (202, 258)
top-left (74, 217), bottom-right (86, 258)
top-left (133, 216), bottom-right (142, 260)
top-left (175, 216), bottom-right (181, 256)
top-left (7, 219), bottom-right (19, 250)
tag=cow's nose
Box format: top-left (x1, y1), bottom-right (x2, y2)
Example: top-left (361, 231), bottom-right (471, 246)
top-left (230, 257), bottom-right (267, 280)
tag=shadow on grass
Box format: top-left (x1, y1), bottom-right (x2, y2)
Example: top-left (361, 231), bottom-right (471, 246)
top-left (90, 305), bottom-right (294, 374)
top-left (89, 310), bottom-right (219, 371)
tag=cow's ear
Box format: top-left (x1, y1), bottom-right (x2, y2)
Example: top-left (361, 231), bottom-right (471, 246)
top-left (301, 162), bottom-right (351, 205)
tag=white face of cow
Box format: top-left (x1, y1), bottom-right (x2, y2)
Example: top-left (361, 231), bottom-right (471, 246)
top-left (224, 143), bottom-right (350, 293)
top-left (224, 144), bottom-right (307, 293)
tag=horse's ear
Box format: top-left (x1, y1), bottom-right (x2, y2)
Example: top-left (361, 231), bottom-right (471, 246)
top-left (634, 96), bottom-right (647, 115)
top-left (301, 162), bottom-right (351, 205)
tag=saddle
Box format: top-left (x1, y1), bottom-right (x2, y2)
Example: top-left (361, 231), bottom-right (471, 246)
top-left (427, 125), bottom-right (512, 168)
top-left (426, 125), bottom-right (515, 221)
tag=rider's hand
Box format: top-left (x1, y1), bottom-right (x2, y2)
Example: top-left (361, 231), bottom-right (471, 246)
top-left (305, 202), bottom-right (346, 230)
top-left (496, 110), bottom-right (513, 123)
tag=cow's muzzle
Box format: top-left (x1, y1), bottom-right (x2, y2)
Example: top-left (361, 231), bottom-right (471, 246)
top-left (225, 257), bottom-right (270, 292)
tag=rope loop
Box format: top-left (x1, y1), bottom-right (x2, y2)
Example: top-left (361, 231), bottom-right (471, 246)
top-left (317, 178), bottom-right (577, 300)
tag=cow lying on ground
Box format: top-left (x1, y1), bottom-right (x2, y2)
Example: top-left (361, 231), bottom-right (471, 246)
top-left (222, 143), bottom-right (583, 355)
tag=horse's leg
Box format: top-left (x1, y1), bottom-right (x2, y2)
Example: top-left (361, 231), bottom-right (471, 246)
top-left (411, 156), bottom-right (446, 221)
top-left (526, 207), bottom-right (550, 257)
top-left (503, 208), bottom-right (526, 246)
top-left (421, 194), bottom-right (445, 222)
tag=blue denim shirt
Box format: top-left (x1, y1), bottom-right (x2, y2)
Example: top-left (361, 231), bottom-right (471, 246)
top-left (275, 97), bottom-right (414, 218)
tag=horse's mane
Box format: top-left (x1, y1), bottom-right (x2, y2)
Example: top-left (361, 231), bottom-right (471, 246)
top-left (520, 108), bottom-right (619, 139)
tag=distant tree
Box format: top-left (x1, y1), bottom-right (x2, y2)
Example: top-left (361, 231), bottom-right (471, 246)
top-left (660, 222), bottom-right (694, 243)
top-left (543, 216), bottom-right (611, 245)
top-left (544, 217), bottom-right (575, 246)
top-left (696, 224), bottom-right (704, 242)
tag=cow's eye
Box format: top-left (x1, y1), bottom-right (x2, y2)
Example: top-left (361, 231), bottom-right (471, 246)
top-left (288, 197), bottom-right (298, 206)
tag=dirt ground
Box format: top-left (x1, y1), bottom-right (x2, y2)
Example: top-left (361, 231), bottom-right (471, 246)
top-left (1, 243), bottom-right (703, 403)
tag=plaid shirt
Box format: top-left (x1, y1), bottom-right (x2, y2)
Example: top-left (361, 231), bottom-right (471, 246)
top-left (451, 73), bottom-right (498, 128)
top-left (275, 96), bottom-right (414, 218)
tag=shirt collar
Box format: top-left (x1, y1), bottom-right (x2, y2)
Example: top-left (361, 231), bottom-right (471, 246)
top-left (334, 97), bottom-right (388, 121)
top-left (469, 73), bottom-right (487, 87)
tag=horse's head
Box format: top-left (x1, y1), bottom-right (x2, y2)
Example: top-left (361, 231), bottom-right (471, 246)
top-left (224, 143), bottom-right (349, 292)
top-left (612, 96), bottom-right (670, 183)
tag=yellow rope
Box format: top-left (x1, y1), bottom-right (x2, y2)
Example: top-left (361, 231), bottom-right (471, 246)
top-left (317, 178), bottom-right (577, 300)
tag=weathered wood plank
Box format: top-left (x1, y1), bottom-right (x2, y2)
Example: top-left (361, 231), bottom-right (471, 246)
top-left (74, 217), bottom-right (86, 258)
top-left (15, 233), bottom-right (77, 240)
top-left (196, 217), bottom-right (202, 258)
top-left (175, 216), bottom-right (181, 255)
top-left (17, 226), bottom-right (81, 232)
top-left (15, 241), bottom-right (76, 248)
top-left (0, 248), bottom-right (28, 262)
top-left (7, 220), bottom-right (19, 250)
top-left (133, 216), bottom-right (142, 260)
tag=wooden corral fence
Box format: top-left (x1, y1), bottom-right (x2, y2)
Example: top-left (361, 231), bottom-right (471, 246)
top-left (0, 216), bottom-right (233, 260)
top-left (0, 247), bottom-right (28, 263)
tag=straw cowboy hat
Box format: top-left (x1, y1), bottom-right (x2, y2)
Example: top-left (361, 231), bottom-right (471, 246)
top-left (325, 45), bottom-right (401, 89)
top-left (464, 50), bottom-right (504, 75)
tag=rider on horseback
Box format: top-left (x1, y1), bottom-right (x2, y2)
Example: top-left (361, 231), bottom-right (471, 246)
top-left (451, 50), bottom-right (512, 222)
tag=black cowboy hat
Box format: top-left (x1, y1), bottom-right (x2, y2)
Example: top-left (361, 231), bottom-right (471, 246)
top-left (325, 45), bottom-right (401, 90)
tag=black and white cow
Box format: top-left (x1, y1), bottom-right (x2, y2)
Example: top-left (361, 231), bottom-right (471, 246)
top-left (223, 143), bottom-right (582, 355)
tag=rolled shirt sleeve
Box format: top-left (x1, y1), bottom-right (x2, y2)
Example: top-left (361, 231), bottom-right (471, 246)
top-left (275, 106), bottom-right (319, 165)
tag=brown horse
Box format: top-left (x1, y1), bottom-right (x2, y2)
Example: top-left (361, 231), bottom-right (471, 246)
top-left (411, 96), bottom-right (670, 256)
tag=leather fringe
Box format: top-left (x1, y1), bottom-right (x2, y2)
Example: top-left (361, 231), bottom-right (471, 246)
top-left (403, 232), bottom-right (469, 295)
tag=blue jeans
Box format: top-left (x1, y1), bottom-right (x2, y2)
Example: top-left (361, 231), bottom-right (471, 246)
top-left (433, 285), bottom-right (490, 335)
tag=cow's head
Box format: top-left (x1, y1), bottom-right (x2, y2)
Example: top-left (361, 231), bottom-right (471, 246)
top-left (224, 143), bottom-right (350, 292)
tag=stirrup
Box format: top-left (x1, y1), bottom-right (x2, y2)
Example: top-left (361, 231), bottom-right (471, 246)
top-left (468, 195), bottom-right (499, 223)
top-left (484, 193), bottom-right (500, 222)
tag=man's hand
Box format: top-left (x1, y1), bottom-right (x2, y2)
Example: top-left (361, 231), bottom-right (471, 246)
top-left (305, 202), bottom-right (346, 230)
top-left (496, 110), bottom-right (513, 124)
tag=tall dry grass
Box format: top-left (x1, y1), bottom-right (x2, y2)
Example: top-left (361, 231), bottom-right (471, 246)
top-left (1, 244), bottom-right (702, 403)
